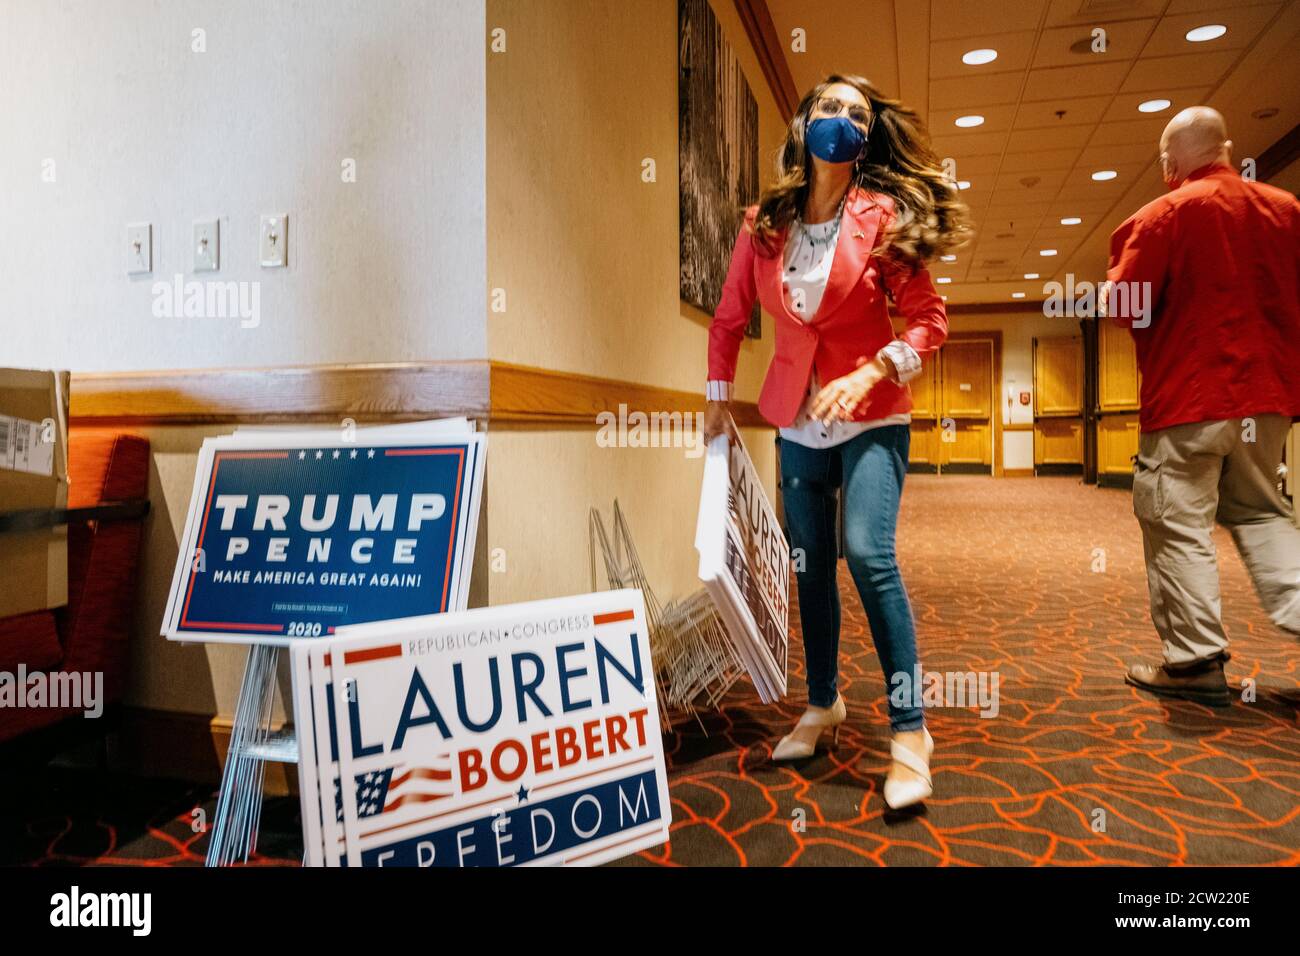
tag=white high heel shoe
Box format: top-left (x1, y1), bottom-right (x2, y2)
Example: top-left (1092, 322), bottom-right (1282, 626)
top-left (772, 695), bottom-right (846, 761)
top-left (883, 727), bottom-right (933, 809)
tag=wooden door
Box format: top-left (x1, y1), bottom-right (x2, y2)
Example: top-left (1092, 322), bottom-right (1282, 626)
top-left (1098, 319), bottom-right (1140, 411)
top-left (939, 338), bottom-right (994, 471)
top-left (907, 354), bottom-right (939, 468)
top-left (1033, 335), bottom-right (1083, 468)
top-left (1096, 320), bottom-right (1141, 482)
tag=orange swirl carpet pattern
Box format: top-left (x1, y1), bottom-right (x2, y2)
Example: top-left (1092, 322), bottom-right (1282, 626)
top-left (621, 476), bottom-right (1300, 867)
top-left (4, 476), bottom-right (1296, 867)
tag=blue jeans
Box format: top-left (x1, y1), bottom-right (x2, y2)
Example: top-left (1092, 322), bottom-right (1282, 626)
top-left (779, 425), bottom-right (924, 732)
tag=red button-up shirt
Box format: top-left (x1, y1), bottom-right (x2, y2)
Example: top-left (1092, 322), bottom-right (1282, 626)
top-left (1105, 162), bottom-right (1300, 433)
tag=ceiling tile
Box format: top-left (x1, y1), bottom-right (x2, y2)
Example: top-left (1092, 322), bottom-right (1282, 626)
top-left (1076, 141), bottom-right (1158, 165)
top-left (1141, 5), bottom-right (1282, 58)
top-left (1023, 62), bottom-right (1129, 100)
top-left (1057, 161), bottom-right (1148, 198)
top-left (931, 131), bottom-right (1011, 156)
top-left (982, 202), bottom-right (1055, 220)
top-left (1014, 95), bottom-right (1113, 128)
top-left (1164, 0), bottom-right (1280, 12)
top-left (931, 0), bottom-right (1049, 40)
top-left (999, 147), bottom-right (1081, 172)
top-left (930, 72), bottom-right (1025, 109)
top-left (1101, 87), bottom-right (1209, 122)
top-left (1045, 0), bottom-right (1167, 28)
top-left (945, 154), bottom-right (1004, 175)
top-left (1119, 50), bottom-right (1238, 92)
top-left (1008, 125), bottom-right (1093, 151)
top-left (931, 32), bottom-right (1038, 79)
top-left (1046, 198), bottom-right (1117, 217)
top-left (1087, 116), bottom-right (1166, 146)
top-left (932, 103), bottom-right (1019, 133)
top-left (1031, 19), bottom-right (1157, 67)
top-left (994, 167), bottom-right (1071, 192)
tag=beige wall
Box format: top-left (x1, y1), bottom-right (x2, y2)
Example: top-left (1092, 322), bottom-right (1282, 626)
top-left (483, 0), bottom-right (786, 605)
top-left (486, 0), bottom-right (784, 397)
top-left (1, 0), bottom-right (486, 372)
top-left (108, 0), bottom-right (786, 721)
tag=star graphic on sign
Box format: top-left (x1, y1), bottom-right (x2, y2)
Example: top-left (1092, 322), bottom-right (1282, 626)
top-left (367, 449), bottom-right (375, 458)
top-left (515, 784), bottom-right (530, 803)
top-left (315, 450), bottom-right (323, 460)
top-left (298, 450), bottom-right (306, 460)
top-left (332, 450), bottom-right (340, 459)
top-left (349, 449), bottom-right (358, 459)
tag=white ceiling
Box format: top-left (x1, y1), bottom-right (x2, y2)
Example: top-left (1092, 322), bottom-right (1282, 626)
top-left (765, 0), bottom-right (1300, 304)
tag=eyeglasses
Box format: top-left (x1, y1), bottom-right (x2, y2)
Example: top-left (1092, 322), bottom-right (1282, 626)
top-left (812, 96), bottom-right (872, 128)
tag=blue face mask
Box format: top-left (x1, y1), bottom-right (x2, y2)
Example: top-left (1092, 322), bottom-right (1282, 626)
top-left (806, 116), bottom-right (866, 163)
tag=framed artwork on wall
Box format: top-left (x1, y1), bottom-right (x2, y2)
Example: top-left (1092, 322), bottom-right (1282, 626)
top-left (678, 0), bottom-right (761, 338)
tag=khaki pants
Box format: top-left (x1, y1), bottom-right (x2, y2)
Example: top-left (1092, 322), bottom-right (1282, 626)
top-left (1133, 414), bottom-right (1300, 665)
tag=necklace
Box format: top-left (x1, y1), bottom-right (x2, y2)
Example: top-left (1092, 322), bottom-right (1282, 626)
top-left (788, 190), bottom-right (847, 268)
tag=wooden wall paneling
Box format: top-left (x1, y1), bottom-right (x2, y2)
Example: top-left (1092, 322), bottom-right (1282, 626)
top-left (1098, 319), bottom-right (1140, 411)
top-left (908, 357), bottom-right (938, 466)
top-left (1034, 418), bottom-right (1084, 465)
top-left (69, 361), bottom-right (769, 430)
top-left (1033, 335), bottom-right (1083, 416)
top-left (1098, 413), bottom-right (1141, 476)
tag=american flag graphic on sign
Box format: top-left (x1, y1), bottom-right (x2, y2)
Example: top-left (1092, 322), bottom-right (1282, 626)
top-left (335, 755), bottom-right (454, 822)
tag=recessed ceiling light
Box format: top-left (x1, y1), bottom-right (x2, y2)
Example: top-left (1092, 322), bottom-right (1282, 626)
top-left (957, 180), bottom-right (971, 190)
top-left (936, 277), bottom-right (952, 284)
top-left (941, 254), bottom-right (957, 262)
top-left (1186, 24), bottom-right (1227, 43)
top-left (962, 48), bottom-right (998, 65)
top-left (1091, 169), bottom-right (1118, 181)
top-left (1024, 273), bottom-right (1039, 279)
top-left (1138, 98), bottom-right (1171, 113)
top-left (1012, 292), bottom-right (1026, 299)
top-left (955, 115), bottom-right (985, 128)
top-left (1040, 249), bottom-right (1057, 257)
top-left (1060, 217), bottom-right (1082, 226)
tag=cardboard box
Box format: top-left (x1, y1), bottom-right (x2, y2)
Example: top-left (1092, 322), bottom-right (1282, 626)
top-left (0, 368), bottom-right (70, 618)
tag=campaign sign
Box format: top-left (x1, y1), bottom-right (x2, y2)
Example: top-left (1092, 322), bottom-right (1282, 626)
top-left (291, 589), bottom-right (671, 867)
top-left (162, 430), bottom-right (484, 645)
top-left (695, 418), bottom-right (789, 702)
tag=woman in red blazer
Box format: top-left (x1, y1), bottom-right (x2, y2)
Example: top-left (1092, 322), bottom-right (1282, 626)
top-left (704, 74), bottom-right (969, 809)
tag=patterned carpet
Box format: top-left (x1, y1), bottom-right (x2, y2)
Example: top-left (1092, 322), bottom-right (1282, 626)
top-left (623, 476), bottom-right (1300, 867)
top-left (5, 476), bottom-right (1297, 867)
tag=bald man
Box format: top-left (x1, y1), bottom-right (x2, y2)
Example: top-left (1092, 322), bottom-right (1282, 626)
top-left (1106, 106), bottom-right (1300, 707)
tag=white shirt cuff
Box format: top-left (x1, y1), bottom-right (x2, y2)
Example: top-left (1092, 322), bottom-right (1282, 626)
top-left (879, 341), bottom-right (922, 384)
top-left (706, 380), bottom-right (734, 402)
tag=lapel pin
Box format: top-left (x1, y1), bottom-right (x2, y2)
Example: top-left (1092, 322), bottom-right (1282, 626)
top-left (853, 230), bottom-right (866, 239)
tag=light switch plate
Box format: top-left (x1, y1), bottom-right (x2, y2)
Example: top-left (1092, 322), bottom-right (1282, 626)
top-left (193, 219), bottom-right (219, 272)
top-left (259, 213), bottom-right (287, 268)
top-left (126, 222), bottom-right (152, 275)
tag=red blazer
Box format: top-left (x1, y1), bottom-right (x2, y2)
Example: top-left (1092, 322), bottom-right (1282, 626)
top-left (708, 187), bottom-right (948, 428)
top-left (1106, 162), bottom-right (1300, 433)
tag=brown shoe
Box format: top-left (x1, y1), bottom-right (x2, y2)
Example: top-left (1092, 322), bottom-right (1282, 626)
top-left (1125, 652), bottom-right (1232, 707)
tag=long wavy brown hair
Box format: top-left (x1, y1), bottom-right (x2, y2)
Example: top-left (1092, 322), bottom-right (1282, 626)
top-left (749, 73), bottom-right (971, 263)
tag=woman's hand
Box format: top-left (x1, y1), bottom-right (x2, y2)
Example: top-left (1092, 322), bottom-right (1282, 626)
top-left (810, 354), bottom-right (893, 424)
top-left (703, 400), bottom-right (732, 442)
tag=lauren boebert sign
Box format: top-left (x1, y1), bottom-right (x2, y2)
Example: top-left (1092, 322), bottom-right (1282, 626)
top-left (161, 423), bottom-right (484, 644)
top-left (290, 589), bottom-right (671, 867)
top-left (694, 417), bottom-right (789, 702)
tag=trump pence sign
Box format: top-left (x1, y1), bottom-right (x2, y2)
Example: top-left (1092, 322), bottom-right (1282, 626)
top-left (162, 429), bottom-right (484, 645)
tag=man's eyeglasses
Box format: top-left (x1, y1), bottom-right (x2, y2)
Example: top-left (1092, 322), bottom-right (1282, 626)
top-left (812, 96), bottom-right (872, 128)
